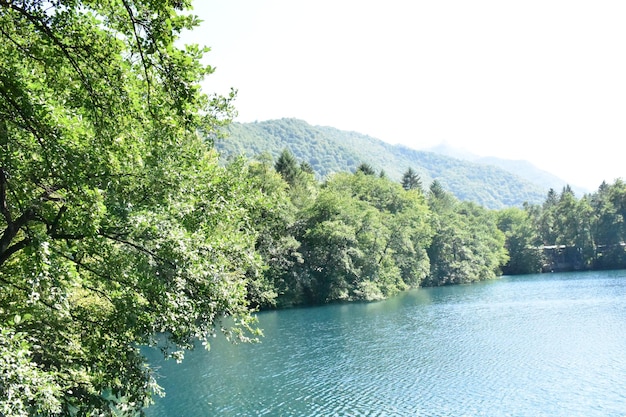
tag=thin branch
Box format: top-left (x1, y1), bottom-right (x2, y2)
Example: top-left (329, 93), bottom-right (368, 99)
top-left (0, 168), bottom-right (11, 225)
top-left (0, 24), bottom-right (48, 64)
top-left (121, 0), bottom-right (152, 112)
top-left (101, 231), bottom-right (176, 269)
top-left (47, 205), bottom-right (67, 235)
top-left (51, 249), bottom-right (115, 305)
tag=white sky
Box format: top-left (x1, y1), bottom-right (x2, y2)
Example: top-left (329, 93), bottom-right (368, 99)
top-left (183, 0), bottom-right (626, 191)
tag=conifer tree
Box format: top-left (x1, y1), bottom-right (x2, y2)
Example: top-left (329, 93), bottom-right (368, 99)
top-left (401, 167), bottom-right (422, 191)
top-left (275, 149), bottom-right (300, 185)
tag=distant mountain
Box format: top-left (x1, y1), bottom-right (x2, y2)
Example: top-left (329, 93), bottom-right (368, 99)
top-left (427, 142), bottom-right (478, 161)
top-left (216, 118), bottom-right (551, 209)
top-left (427, 143), bottom-right (587, 195)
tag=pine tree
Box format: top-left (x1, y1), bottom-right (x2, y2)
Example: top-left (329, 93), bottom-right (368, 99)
top-left (355, 162), bottom-right (376, 176)
top-left (275, 149), bottom-right (300, 185)
top-left (401, 167), bottom-right (422, 191)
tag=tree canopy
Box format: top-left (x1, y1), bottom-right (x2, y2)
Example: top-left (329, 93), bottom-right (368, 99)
top-left (0, 1), bottom-right (260, 415)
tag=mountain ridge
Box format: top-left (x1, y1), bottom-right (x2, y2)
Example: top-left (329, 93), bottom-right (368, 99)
top-left (216, 118), bottom-right (570, 209)
top-left (426, 143), bottom-right (587, 195)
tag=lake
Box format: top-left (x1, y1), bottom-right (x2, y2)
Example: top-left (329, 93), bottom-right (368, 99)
top-left (143, 270), bottom-right (626, 416)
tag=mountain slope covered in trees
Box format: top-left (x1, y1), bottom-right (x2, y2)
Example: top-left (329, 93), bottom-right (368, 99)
top-left (217, 118), bottom-right (552, 209)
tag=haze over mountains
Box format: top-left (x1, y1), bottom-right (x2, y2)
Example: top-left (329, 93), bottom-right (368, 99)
top-left (216, 118), bottom-right (583, 209)
top-left (426, 143), bottom-right (588, 196)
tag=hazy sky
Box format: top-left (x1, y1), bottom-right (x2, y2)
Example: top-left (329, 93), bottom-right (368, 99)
top-left (183, 0), bottom-right (625, 191)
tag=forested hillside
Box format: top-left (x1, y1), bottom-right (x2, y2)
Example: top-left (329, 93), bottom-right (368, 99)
top-left (217, 118), bottom-right (550, 209)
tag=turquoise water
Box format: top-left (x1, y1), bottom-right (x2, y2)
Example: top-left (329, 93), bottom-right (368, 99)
top-left (144, 270), bottom-right (626, 416)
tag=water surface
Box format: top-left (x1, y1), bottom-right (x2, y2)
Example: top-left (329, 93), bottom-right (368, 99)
top-left (144, 270), bottom-right (626, 416)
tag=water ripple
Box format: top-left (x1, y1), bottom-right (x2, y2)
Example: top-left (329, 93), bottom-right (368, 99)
top-left (145, 272), bottom-right (626, 416)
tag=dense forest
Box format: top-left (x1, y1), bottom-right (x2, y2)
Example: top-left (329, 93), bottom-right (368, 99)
top-left (1, 1), bottom-right (624, 415)
top-left (233, 149), bottom-right (626, 309)
top-left (218, 118), bottom-right (567, 209)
